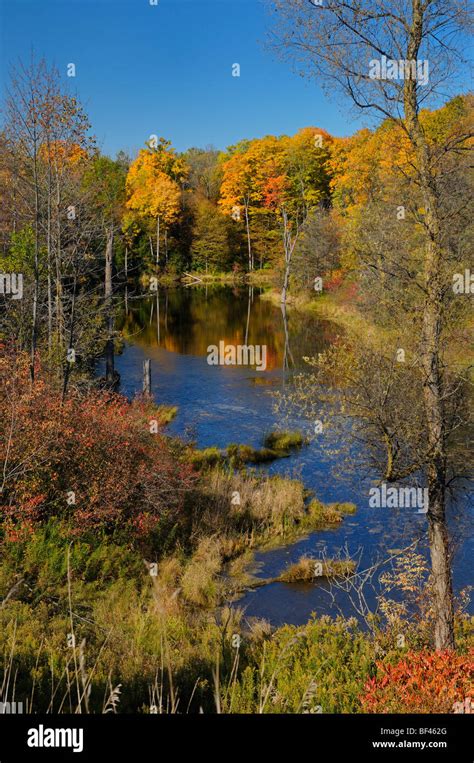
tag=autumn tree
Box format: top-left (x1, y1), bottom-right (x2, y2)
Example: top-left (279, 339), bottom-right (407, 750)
top-left (219, 143), bottom-right (258, 271)
top-left (125, 140), bottom-right (185, 267)
top-left (190, 197), bottom-right (233, 273)
top-left (183, 146), bottom-right (221, 202)
top-left (2, 57), bottom-right (96, 383)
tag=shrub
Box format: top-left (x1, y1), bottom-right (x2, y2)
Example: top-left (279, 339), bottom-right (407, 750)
top-left (0, 353), bottom-right (196, 546)
top-left (360, 649), bottom-right (474, 713)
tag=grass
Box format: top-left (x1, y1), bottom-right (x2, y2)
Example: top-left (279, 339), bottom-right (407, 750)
top-left (190, 430), bottom-right (307, 471)
top-left (302, 499), bottom-right (357, 529)
top-left (156, 405), bottom-right (178, 424)
top-left (279, 555), bottom-right (356, 583)
top-left (191, 467), bottom-right (308, 546)
top-left (190, 447), bottom-right (224, 469)
top-left (263, 430), bottom-right (306, 452)
top-left (261, 285), bottom-right (474, 369)
top-left (1, 517), bottom-right (471, 714)
top-left (226, 443), bottom-right (286, 465)
top-left (191, 443), bottom-right (293, 470)
top-left (181, 537), bottom-right (223, 607)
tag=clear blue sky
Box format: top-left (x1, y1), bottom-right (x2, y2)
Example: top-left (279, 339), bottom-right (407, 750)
top-left (1, 0), bottom-right (365, 157)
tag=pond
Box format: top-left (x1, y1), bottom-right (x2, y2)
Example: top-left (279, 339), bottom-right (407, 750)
top-left (110, 285), bottom-right (473, 626)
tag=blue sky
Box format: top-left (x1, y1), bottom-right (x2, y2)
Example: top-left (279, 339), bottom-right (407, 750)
top-left (1, 0), bottom-right (366, 157)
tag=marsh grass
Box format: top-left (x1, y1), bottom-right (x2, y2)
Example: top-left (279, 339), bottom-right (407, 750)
top-left (0, 463), bottom-right (362, 715)
top-left (1, 530), bottom-right (471, 714)
top-left (279, 556), bottom-right (357, 583)
top-left (263, 430), bottom-right (306, 452)
top-left (302, 499), bottom-right (356, 529)
top-left (190, 443), bottom-right (293, 469)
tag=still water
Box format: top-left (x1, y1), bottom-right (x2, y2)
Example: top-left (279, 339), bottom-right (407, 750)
top-left (112, 285), bottom-right (473, 626)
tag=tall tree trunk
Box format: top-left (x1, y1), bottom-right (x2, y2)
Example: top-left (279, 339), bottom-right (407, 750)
top-left (62, 271), bottom-right (77, 403)
top-left (104, 226), bottom-right (115, 385)
top-left (156, 216), bottom-right (160, 267)
top-left (281, 262), bottom-right (290, 306)
top-left (281, 210), bottom-right (297, 306)
top-left (143, 359), bottom-right (151, 397)
top-left (244, 201), bottom-right (252, 272)
top-left (54, 164), bottom-right (64, 365)
top-left (156, 291), bottom-right (160, 344)
top-left (30, 143), bottom-right (40, 383)
top-left (46, 144), bottom-right (53, 356)
top-left (124, 245), bottom-right (128, 314)
top-left (404, 0), bottom-right (454, 650)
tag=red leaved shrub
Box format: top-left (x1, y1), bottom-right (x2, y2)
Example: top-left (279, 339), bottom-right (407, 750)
top-left (360, 649), bottom-right (474, 713)
top-left (0, 352), bottom-right (196, 544)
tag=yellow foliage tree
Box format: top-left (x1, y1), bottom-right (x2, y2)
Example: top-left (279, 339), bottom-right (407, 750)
top-left (126, 149), bottom-right (182, 266)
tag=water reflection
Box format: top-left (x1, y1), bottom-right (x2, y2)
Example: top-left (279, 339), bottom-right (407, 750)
top-left (118, 285), bottom-right (339, 372)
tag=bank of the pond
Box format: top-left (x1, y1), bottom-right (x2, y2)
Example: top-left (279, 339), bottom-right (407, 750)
top-left (260, 286), bottom-right (474, 369)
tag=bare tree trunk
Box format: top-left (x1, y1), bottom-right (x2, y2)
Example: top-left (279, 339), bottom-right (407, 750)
top-left (30, 144), bottom-right (40, 383)
top-left (244, 201), bottom-right (252, 272)
top-left (281, 261), bottom-right (290, 305)
top-left (404, 0), bottom-right (454, 650)
top-left (54, 165), bottom-right (64, 363)
top-left (156, 291), bottom-right (160, 344)
top-left (104, 226), bottom-right (115, 385)
top-left (62, 271), bottom-right (77, 402)
top-left (143, 359), bottom-right (151, 397)
top-left (46, 143), bottom-right (53, 356)
top-left (124, 245), bottom-right (128, 314)
top-left (156, 215), bottom-right (160, 267)
top-left (280, 209), bottom-right (298, 306)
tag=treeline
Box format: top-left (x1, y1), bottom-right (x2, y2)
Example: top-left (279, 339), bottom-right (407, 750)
top-left (0, 58), bottom-right (471, 386)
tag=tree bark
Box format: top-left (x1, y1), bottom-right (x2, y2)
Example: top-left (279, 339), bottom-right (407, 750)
top-left (46, 140), bottom-right (53, 356)
top-left (404, 0), bottom-right (454, 650)
top-left (30, 142), bottom-right (40, 384)
top-left (281, 209), bottom-right (297, 306)
top-left (143, 359), bottom-right (151, 397)
top-left (156, 216), bottom-right (160, 267)
top-left (244, 201), bottom-right (252, 272)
